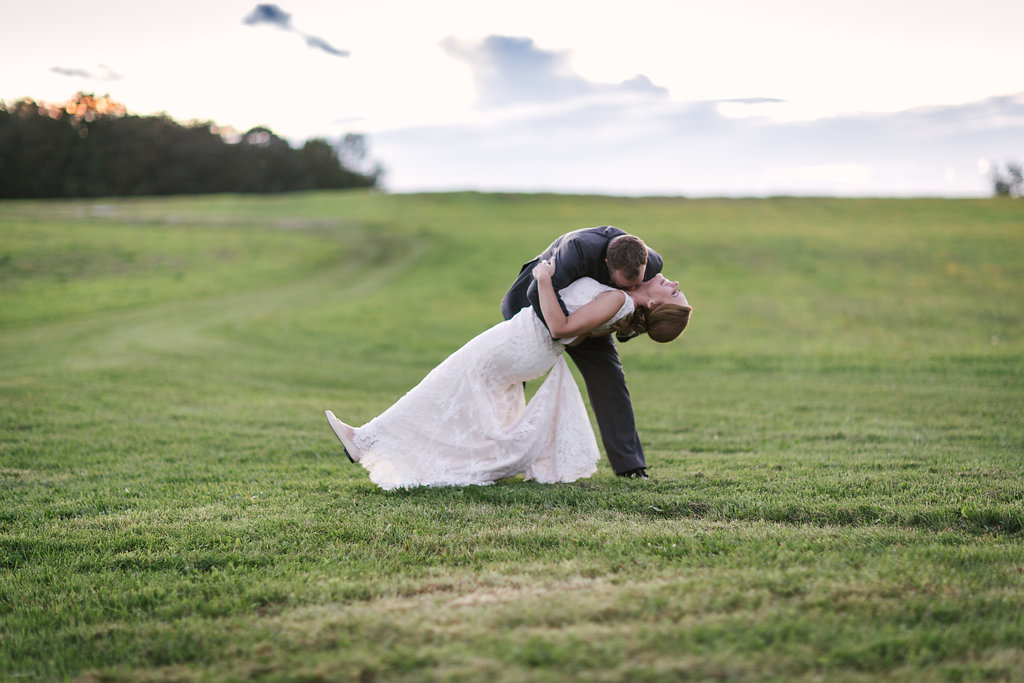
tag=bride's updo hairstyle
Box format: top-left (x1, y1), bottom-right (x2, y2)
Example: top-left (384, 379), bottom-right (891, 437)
top-left (630, 303), bottom-right (692, 343)
top-left (606, 235), bottom-right (649, 281)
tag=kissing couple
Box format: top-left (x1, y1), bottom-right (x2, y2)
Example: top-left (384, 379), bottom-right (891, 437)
top-left (326, 226), bottom-right (691, 490)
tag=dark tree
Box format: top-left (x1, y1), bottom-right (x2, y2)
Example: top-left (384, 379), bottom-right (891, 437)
top-left (336, 133), bottom-right (384, 186)
top-left (0, 93), bottom-right (382, 198)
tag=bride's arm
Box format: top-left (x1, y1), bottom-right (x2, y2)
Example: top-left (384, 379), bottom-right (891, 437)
top-left (533, 259), bottom-right (625, 339)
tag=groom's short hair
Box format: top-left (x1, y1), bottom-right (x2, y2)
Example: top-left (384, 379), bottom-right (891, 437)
top-left (606, 235), bottom-right (649, 280)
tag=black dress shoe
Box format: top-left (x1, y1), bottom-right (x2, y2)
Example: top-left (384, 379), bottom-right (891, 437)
top-left (618, 467), bottom-right (649, 480)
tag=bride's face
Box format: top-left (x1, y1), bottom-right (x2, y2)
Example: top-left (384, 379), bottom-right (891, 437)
top-left (636, 274), bottom-right (688, 309)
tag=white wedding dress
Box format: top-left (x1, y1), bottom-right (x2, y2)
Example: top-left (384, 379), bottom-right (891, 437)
top-left (348, 278), bottom-right (634, 490)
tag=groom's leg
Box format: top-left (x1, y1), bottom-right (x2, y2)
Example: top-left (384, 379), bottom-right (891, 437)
top-left (566, 336), bottom-right (646, 474)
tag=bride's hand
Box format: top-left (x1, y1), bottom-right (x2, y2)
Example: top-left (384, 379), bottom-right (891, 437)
top-left (609, 318), bottom-right (636, 336)
top-left (532, 258), bottom-right (555, 280)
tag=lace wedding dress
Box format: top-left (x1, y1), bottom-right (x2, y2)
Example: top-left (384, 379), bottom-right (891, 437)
top-left (348, 278), bottom-right (634, 490)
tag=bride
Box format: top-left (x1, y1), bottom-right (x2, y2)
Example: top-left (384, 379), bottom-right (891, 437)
top-left (325, 258), bottom-right (691, 490)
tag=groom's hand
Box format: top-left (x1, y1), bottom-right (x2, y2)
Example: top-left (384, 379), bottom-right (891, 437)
top-left (612, 320), bottom-right (639, 343)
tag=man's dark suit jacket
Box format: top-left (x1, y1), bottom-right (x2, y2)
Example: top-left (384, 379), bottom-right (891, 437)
top-left (500, 226), bottom-right (664, 337)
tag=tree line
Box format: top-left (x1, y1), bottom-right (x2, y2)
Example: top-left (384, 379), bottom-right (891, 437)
top-left (0, 93), bottom-right (382, 199)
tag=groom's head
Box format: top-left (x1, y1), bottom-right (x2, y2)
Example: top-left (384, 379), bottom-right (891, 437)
top-left (606, 234), bottom-right (648, 290)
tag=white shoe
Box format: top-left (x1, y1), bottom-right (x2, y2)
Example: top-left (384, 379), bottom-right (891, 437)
top-left (325, 410), bottom-right (361, 462)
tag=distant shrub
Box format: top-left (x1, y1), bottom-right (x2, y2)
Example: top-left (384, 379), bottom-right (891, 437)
top-left (990, 160), bottom-right (1022, 198)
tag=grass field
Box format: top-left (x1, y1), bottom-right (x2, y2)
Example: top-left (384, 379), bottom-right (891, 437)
top-left (2, 191), bottom-right (1023, 681)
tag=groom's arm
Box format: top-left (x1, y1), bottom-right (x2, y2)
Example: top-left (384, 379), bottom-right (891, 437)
top-left (645, 248), bottom-right (664, 279)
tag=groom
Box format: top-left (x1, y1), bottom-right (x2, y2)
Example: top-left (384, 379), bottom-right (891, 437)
top-left (501, 226), bottom-right (664, 480)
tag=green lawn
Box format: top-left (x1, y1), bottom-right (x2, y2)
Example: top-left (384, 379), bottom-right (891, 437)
top-left (2, 191), bottom-right (1023, 681)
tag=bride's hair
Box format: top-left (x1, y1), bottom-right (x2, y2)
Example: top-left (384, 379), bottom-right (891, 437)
top-left (628, 302), bottom-right (692, 343)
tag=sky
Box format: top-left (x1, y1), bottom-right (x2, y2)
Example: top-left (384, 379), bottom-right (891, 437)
top-left (2, 0), bottom-right (1023, 196)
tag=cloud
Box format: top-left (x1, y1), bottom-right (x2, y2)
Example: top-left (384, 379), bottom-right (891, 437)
top-left (764, 164), bottom-right (873, 186)
top-left (242, 4), bottom-right (292, 29)
top-left (715, 98), bottom-right (788, 119)
top-left (372, 90), bottom-right (1024, 197)
top-left (50, 64), bottom-right (122, 81)
top-left (303, 35), bottom-right (349, 58)
top-left (722, 98), bottom-right (788, 105)
top-left (365, 33), bottom-right (1023, 196)
top-left (440, 35), bottom-right (667, 107)
top-left (242, 4), bottom-right (349, 58)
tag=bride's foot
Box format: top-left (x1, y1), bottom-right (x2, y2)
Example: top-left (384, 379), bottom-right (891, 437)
top-left (325, 410), bottom-right (361, 462)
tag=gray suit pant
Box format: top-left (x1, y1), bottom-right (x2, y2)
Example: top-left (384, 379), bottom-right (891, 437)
top-left (564, 334), bottom-right (646, 474)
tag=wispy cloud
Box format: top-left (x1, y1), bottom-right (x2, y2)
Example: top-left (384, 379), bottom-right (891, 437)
top-left (50, 64), bottom-right (122, 81)
top-left (243, 4), bottom-right (349, 58)
top-left (303, 35), bottom-right (349, 58)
